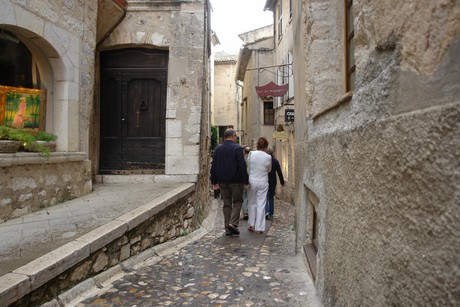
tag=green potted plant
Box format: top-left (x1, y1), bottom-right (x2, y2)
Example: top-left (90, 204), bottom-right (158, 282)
top-left (0, 126), bottom-right (22, 153)
top-left (26, 131), bottom-right (58, 156)
top-left (0, 126), bottom-right (58, 157)
top-left (0, 126), bottom-right (36, 153)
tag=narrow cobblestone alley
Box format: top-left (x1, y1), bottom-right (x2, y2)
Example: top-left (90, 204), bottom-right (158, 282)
top-left (73, 198), bottom-right (320, 306)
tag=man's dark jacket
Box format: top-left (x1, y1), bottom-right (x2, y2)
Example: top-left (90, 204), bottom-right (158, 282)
top-left (210, 140), bottom-right (249, 185)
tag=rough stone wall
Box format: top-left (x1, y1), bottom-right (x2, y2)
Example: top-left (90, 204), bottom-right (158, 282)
top-left (0, 155), bottom-right (92, 222)
top-left (213, 61), bottom-right (239, 129)
top-left (11, 191), bottom-right (197, 306)
top-left (309, 106), bottom-right (459, 306)
top-left (295, 0), bottom-right (460, 305)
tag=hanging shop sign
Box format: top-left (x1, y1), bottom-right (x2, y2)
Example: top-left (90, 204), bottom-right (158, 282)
top-left (255, 81), bottom-right (289, 97)
top-left (285, 109), bottom-right (294, 122)
top-left (273, 130), bottom-right (289, 141)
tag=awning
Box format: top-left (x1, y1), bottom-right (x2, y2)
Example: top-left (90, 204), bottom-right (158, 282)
top-left (255, 81), bottom-right (288, 97)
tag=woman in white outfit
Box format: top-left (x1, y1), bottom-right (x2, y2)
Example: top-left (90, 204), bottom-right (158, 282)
top-left (247, 137), bottom-right (272, 233)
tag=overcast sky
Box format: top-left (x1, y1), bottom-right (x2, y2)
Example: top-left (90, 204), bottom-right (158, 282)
top-left (210, 0), bottom-right (273, 54)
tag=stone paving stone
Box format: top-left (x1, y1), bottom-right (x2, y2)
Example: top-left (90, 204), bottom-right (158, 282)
top-left (77, 198), bottom-right (320, 307)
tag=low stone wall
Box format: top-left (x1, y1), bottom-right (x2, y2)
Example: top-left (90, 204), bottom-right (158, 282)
top-left (2, 185), bottom-right (200, 306)
top-left (0, 152), bottom-right (92, 222)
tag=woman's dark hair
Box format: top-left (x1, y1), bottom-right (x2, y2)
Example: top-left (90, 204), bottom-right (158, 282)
top-left (256, 137), bottom-right (269, 150)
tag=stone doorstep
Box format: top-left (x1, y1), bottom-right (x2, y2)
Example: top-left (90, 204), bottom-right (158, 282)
top-left (0, 183), bottom-right (195, 306)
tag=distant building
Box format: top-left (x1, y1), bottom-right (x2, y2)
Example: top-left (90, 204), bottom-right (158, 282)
top-left (212, 52), bottom-right (239, 143)
top-left (236, 25), bottom-right (274, 149)
top-left (236, 22), bottom-right (295, 202)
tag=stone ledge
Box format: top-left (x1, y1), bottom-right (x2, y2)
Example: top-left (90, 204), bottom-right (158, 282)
top-left (75, 220), bottom-right (128, 255)
top-left (13, 240), bottom-right (91, 291)
top-left (0, 152), bottom-right (87, 167)
top-left (0, 273), bottom-right (31, 306)
top-left (94, 174), bottom-right (198, 184)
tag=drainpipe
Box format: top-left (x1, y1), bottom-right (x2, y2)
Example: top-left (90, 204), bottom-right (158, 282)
top-left (199, 0), bottom-right (211, 174)
top-left (236, 80), bottom-right (243, 138)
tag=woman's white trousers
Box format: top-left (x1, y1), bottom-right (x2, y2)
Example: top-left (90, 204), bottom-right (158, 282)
top-left (248, 180), bottom-right (268, 232)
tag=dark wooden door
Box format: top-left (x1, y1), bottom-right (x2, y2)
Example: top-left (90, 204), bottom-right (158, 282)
top-left (100, 49), bottom-right (168, 174)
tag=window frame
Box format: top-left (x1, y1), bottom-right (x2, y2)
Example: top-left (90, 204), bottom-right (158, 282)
top-left (263, 100), bottom-right (274, 125)
top-left (277, 1), bottom-right (283, 41)
top-left (303, 187), bottom-right (320, 281)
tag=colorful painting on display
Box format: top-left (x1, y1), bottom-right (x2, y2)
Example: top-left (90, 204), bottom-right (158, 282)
top-left (0, 85), bottom-right (46, 131)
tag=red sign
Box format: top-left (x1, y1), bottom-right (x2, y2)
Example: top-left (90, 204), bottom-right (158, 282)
top-left (255, 81), bottom-right (289, 97)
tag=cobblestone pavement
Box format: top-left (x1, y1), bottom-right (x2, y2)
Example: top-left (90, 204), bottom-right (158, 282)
top-left (75, 198), bottom-right (320, 306)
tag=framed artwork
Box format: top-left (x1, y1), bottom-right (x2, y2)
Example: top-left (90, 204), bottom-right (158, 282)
top-left (0, 85), bottom-right (47, 131)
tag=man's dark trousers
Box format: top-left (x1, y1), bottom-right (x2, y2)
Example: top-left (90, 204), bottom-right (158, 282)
top-left (219, 183), bottom-right (244, 228)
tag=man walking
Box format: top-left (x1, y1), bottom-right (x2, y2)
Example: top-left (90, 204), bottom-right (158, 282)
top-left (210, 129), bottom-right (249, 236)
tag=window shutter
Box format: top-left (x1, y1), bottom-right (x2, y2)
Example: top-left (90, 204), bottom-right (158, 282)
top-left (288, 52), bottom-right (294, 99)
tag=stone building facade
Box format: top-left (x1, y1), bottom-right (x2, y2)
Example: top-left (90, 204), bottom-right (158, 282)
top-left (212, 52), bottom-right (240, 141)
top-left (236, 25), bottom-right (275, 150)
top-left (263, 0), bottom-right (297, 203)
top-left (0, 0), bottom-right (212, 221)
top-left (287, 0), bottom-right (460, 305)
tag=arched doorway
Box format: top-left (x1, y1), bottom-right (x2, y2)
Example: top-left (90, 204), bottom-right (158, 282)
top-left (100, 48), bottom-right (168, 174)
top-left (0, 25), bottom-right (72, 151)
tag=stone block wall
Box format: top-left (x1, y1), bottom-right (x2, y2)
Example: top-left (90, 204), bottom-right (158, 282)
top-left (0, 153), bottom-right (92, 222)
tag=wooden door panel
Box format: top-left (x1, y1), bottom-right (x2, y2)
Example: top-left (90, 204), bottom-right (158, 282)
top-left (121, 140), bottom-right (165, 169)
top-left (100, 73), bottom-right (122, 171)
top-left (122, 73), bottom-right (166, 169)
top-left (100, 48), bottom-right (168, 173)
top-left (124, 76), bottom-right (165, 138)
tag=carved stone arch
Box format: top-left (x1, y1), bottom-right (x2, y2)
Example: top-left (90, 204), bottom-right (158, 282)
top-left (0, 23), bottom-right (79, 152)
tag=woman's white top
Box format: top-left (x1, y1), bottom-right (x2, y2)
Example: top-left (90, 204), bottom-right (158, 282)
top-left (248, 150), bottom-right (272, 182)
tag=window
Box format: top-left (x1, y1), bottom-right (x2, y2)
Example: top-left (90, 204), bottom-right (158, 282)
top-left (304, 187), bottom-right (320, 280)
top-left (263, 101), bottom-right (274, 125)
top-left (0, 30), bottom-right (37, 88)
top-left (344, 0), bottom-right (355, 92)
top-left (274, 69), bottom-right (282, 108)
top-left (277, 1), bottom-right (283, 41)
top-left (277, 53), bottom-right (294, 103)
